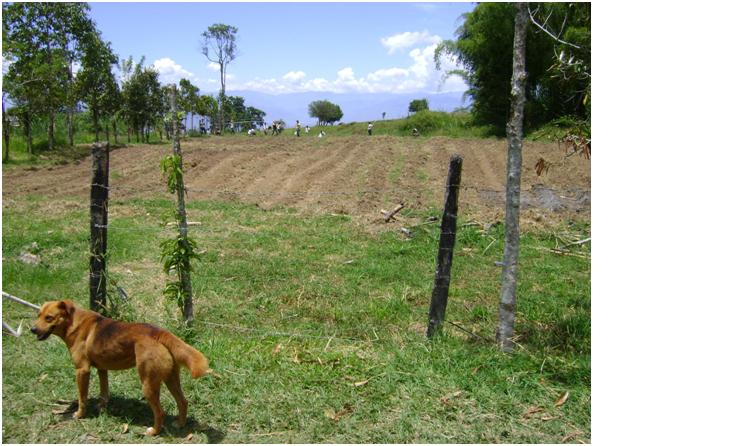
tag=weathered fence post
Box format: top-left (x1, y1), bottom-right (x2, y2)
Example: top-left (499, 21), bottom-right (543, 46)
top-left (427, 154), bottom-right (463, 338)
top-left (170, 86), bottom-right (194, 325)
top-left (90, 142), bottom-right (109, 312)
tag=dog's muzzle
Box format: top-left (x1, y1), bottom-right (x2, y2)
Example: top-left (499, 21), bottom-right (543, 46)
top-left (30, 326), bottom-right (53, 341)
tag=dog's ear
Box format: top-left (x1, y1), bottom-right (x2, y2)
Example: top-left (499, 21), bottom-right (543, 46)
top-left (57, 300), bottom-right (76, 317)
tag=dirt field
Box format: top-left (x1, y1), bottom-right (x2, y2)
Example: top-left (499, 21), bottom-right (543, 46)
top-left (2, 135), bottom-right (590, 228)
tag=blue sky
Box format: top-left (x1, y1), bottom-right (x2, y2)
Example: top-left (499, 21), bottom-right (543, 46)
top-left (87, 1), bottom-right (475, 96)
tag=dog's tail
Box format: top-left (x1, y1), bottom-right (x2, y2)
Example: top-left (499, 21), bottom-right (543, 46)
top-left (158, 331), bottom-right (211, 378)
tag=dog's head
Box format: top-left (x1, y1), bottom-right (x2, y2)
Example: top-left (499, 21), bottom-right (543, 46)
top-left (30, 300), bottom-right (75, 341)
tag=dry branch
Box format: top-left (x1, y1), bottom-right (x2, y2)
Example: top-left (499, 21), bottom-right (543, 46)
top-left (381, 203), bottom-right (405, 222)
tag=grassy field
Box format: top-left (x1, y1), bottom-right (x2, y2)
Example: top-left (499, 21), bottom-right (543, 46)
top-left (2, 181), bottom-right (590, 443)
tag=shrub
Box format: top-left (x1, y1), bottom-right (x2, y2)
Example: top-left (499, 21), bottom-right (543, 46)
top-left (401, 110), bottom-right (472, 133)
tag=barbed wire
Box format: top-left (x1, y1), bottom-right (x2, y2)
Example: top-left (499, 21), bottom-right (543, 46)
top-left (90, 182), bottom-right (501, 194)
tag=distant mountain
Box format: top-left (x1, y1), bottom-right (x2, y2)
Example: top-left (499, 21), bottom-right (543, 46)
top-left (220, 90), bottom-right (470, 125)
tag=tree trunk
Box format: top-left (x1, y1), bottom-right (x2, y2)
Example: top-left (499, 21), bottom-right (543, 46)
top-left (2, 98), bottom-right (10, 162)
top-left (25, 112), bottom-right (33, 155)
top-left (219, 63), bottom-right (224, 135)
top-left (93, 108), bottom-right (100, 143)
top-left (112, 118), bottom-right (119, 145)
top-left (105, 122), bottom-right (110, 143)
top-left (67, 62), bottom-right (75, 147)
top-left (48, 110), bottom-right (55, 151)
top-left (496, 2), bottom-right (529, 353)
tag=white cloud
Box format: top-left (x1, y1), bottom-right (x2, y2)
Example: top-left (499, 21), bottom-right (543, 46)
top-left (414, 3), bottom-right (440, 13)
top-left (336, 67), bottom-right (354, 81)
top-left (224, 29), bottom-right (467, 95)
top-left (380, 30), bottom-right (441, 54)
top-left (283, 71), bottom-right (306, 82)
top-left (207, 62), bottom-right (220, 71)
top-left (366, 68), bottom-right (410, 82)
top-left (153, 58), bottom-right (193, 83)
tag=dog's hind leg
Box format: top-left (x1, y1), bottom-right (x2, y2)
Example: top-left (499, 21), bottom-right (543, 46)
top-left (98, 369), bottom-right (109, 412)
top-left (141, 378), bottom-right (163, 436)
top-left (165, 366), bottom-right (188, 428)
top-left (136, 341), bottom-right (172, 436)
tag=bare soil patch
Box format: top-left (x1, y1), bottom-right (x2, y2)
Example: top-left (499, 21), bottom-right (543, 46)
top-left (2, 136), bottom-right (590, 227)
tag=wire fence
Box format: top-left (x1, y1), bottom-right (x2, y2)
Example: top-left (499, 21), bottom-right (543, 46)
top-left (91, 183), bottom-right (506, 194)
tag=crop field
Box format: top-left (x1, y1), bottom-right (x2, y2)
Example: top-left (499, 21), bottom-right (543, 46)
top-left (2, 135), bottom-right (591, 443)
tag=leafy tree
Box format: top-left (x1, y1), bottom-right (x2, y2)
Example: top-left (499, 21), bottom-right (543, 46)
top-left (201, 23), bottom-right (238, 134)
top-left (3, 3), bottom-right (66, 151)
top-left (195, 95), bottom-right (219, 130)
top-left (57, 3), bottom-right (95, 147)
top-left (408, 98), bottom-right (429, 114)
top-left (3, 2), bottom-right (99, 150)
top-left (222, 95), bottom-right (247, 123)
top-left (121, 60), bottom-right (164, 143)
top-left (178, 78), bottom-right (200, 131)
top-left (77, 32), bottom-right (118, 142)
top-left (219, 95), bottom-right (266, 130)
top-left (244, 106), bottom-right (266, 126)
top-left (308, 100), bottom-right (343, 126)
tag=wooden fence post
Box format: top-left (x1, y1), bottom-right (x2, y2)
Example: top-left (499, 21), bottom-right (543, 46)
top-left (90, 142), bottom-right (109, 312)
top-left (427, 154), bottom-right (463, 338)
top-left (170, 86), bottom-right (194, 325)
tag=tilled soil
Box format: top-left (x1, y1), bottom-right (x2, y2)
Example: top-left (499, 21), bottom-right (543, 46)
top-left (2, 135), bottom-right (590, 227)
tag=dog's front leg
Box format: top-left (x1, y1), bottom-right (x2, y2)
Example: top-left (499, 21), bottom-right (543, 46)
top-left (73, 367), bottom-right (90, 419)
top-left (98, 369), bottom-right (109, 412)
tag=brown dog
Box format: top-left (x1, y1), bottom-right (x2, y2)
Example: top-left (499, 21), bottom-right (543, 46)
top-left (31, 300), bottom-right (210, 436)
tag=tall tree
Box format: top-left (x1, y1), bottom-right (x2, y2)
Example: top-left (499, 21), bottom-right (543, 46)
top-left (57, 3), bottom-right (95, 147)
top-left (200, 24), bottom-right (238, 134)
top-left (3, 4), bottom-right (41, 154)
top-left (121, 60), bottom-right (164, 143)
top-left (3, 2), bottom-right (99, 151)
top-left (496, 3), bottom-right (529, 353)
top-left (77, 33), bottom-right (118, 142)
top-left (3, 3), bottom-right (65, 151)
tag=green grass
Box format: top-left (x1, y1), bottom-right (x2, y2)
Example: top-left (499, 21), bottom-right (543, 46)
top-left (2, 113), bottom-right (170, 168)
top-left (311, 111), bottom-right (497, 138)
top-left (2, 193), bottom-right (590, 443)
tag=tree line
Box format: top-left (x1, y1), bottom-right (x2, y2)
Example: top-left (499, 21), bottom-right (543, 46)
top-left (2, 3), bottom-right (265, 161)
top-left (436, 2), bottom-right (590, 135)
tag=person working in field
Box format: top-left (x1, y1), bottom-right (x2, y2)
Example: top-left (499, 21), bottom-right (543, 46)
top-left (296, 120), bottom-right (301, 137)
top-left (367, 122), bottom-right (373, 136)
